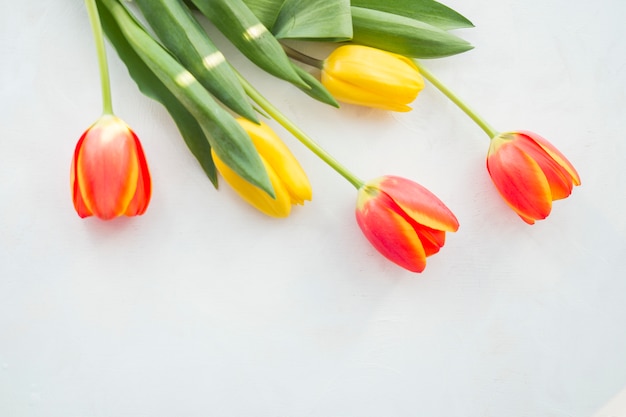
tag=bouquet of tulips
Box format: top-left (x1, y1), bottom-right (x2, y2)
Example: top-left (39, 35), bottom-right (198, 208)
top-left (72, 0), bottom-right (580, 273)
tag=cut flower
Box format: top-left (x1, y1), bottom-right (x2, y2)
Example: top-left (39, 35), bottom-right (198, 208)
top-left (356, 176), bottom-right (459, 272)
top-left (212, 118), bottom-right (312, 218)
top-left (486, 131), bottom-right (581, 224)
top-left (71, 114), bottom-right (152, 220)
top-left (321, 45), bottom-right (424, 112)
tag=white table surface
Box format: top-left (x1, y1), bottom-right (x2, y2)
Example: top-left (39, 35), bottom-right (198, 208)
top-left (2, 1), bottom-right (626, 416)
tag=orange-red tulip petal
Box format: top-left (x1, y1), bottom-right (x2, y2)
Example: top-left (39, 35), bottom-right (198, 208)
top-left (71, 115), bottom-right (151, 220)
top-left (356, 176), bottom-right (459, 272)
top-left (487, 131), bottom-right (580, 224)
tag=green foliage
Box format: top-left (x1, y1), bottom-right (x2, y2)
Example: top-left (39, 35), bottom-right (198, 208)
top-left (190, 0), bottom-right (306, 87)
top-left (96, 0), bottom-right (218, 187)
top-left (134, 0), bottom-right (258, 122)
top-left (351, 6), bottom-right (473, 58)
top-left (351, 0), bottom-right (473, 30)
top-left (271, 0), bottom-right (352, 41)
top-left (243, 0), bottom-right (352, 40)
top-left (98, 0), bottom-right (274, 197)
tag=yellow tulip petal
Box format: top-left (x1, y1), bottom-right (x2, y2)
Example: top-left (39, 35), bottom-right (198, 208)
top-left (212, 149), bottom-right (291, 218)
top-left (322, 72), bottom-right (413, 112)
top-left (236, 118), bottom-right (312, 204)
top-left (322, 45), bottom-right (423, 112)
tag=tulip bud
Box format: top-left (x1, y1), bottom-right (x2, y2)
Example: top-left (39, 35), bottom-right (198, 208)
top-left (356, 176), bottom-right (459, 272)
top-left (212, 119), bottom-right (312, 217)
top-left (486, 131), bottom-right (581, 224)
top-left (321, 45), bottom-right (424, 112)
top-left (71, 115), bottom-right (152, 220)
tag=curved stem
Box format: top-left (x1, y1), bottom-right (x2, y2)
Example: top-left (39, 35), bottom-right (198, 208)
top-left (281, 44), bottom-right (324, 70)
top-left (85, 0), bottom-right (113, 114)
top-left (236, 73), bottom-right (364, 189)
top-left (414, 61), bottom-right (499, 139)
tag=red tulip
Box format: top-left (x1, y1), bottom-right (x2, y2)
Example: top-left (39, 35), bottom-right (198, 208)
top-left (71, 115), bottom-right (151, 220)
top-left (486, 131), bottom-right (581, 224)
top-left (356, 176), bottom-right (459, 272)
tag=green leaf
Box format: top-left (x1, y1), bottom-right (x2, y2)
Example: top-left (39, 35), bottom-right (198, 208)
top-left (351, 6), bottom-right (473, 58)
top-left (98, 0), bottom-right (274, 197)
top-left (241, 0), bottom-right (286, 29)
top-left (272, 0), bottom-right (352, 41)
top-left (190, 0), bottom-right (307, 88)
top-left (97, 0), bottom-right (218, 186)
top-left (134, 0), bottom-right (259, 122)
top-left (291, 64), bottom-right (339, 107)
top-left (351, 0), bottom-right (473, 30)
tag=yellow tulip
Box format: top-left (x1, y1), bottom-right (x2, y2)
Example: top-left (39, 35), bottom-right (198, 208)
top-left (321, 45), bottom-right (424, 112)
top-left (212, 118), bottom-right (312, 217)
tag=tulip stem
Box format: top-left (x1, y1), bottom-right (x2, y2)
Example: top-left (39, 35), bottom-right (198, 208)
top-left (236, 73), bottom-right (365, 189)
top-left (281, 44), bottom-right (324, 69)
top-left (85, 0), bottom-right (113, 115)
top-left (414, 61), bottom-right (499, 139)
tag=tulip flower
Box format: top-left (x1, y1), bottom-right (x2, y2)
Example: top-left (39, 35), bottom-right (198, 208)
top-left (321, 45), bottom-right (425, 112)
top-left (212, 118), bottom-right (312, 218)
top-left (238, 68), bottom-right (455, 272)
top-left (413, 61), bottom-right (581, 224)
top-left (71, 115), bottom-right (152, 220)
top-left (486, 131), bottom-right (581, 224)
top-left (356, 176), bottom-right (459, 272)
top-left (73, 0), bottom-right (151, 220)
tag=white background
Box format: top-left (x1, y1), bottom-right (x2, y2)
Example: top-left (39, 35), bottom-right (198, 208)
top-left (2, 1), bottom-right (626, 416)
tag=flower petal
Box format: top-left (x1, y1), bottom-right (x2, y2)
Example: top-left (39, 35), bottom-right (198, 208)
top-left (237, 118), bottom-right (311, 205)
top-left (487, 141), bottom-right (552, 224)
top-left (356, 188), bottom-right (427, 272)
top-left (413, 224), bottom-right (446, 257)
top-left (76, 120), bottom-right (139, 220)
top-left (324, 45), bottom-right (423, 102)
top-left (70, 136), bottom-right (93, 218)
top-left (513, 134), bottom-right (574, 201)
top-left (212, 149), bottom-right (292, 218)
top-left (321, 72), bottom-right (412, 112)
top-left (124, 131), bottom-right (152, 216)
top-left (376, 176), bottom-right (459, 232)
top-left (520, 131), bottom-right (581, 186)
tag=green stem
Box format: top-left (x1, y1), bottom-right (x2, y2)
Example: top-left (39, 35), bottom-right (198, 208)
top-left (281, 44), bottom-right (324, 70)
top-left (236, 73), bottom-right (364, 189)
top-left (414, 61), bottom-right (499, 139)
top-left (85, 0), bottom-right (113, 114)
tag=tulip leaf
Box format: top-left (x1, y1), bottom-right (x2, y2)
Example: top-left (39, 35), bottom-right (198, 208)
top-left (351, 0), bottom-right (473, 30)
top-left (351, 6), bottom-right (473, 58)
top-left (134, 0), bottom-right (259, 123)
top-left (241, 0), bottom-right (286, 29)
top-left (96, 0), bottom-right (218, 187)
top-left (98, 0), bottom-right (275, 197)
top-left (242, 0), bottom-right (352, 41)
top-left (272, 0), bottom-right (352, 41)
top-left (190, 0), bottom-right (307, 89)
top-left (291, 64), bottom-right (339, 107)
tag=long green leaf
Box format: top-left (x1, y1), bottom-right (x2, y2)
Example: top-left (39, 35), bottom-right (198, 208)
top-left (241, 0), bottom-right (286, 29)
top-left (272, 0), bottom-right (352, 41)
top-left (134, 0), bottom-right (258, 122)
top-left (291, 64), bottom-right (339, 107)
top-left (98, 0), bottom-right (274, 197)
top-left (351, 6), bottom-right (473, 58)
top-left (97, 0), bottom-right (218, 186)
top-left (190, 0), bottom-right (307, 88)
top-left (351, 0), bottom-right (473, 30)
